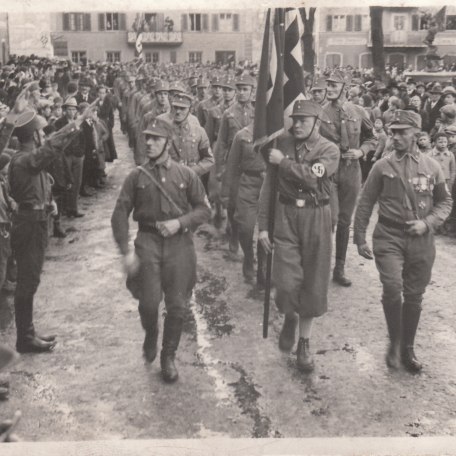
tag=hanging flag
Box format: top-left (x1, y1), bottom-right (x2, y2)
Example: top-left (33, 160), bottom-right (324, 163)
top-left (134, 13), bottom-right (144, 59)
top-left (434, 6), bottom-right (447, 32)
top-left (253, 8), bottom-right (306, 151)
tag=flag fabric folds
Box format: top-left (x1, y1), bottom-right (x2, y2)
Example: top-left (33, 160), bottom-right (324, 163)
top-left (253, 8), bottom-right (306, 150)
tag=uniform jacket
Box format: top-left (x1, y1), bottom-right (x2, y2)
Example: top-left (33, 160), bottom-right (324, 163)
top-left (197, 97), bottom-right (221, 128)
top-left (214, 101), bottom-right (255, 174)
top-left (169, 118), bottom-right (214, 176)
top-left (354, 147), bottom-right (453, 245)
top-left (320, 100), bottom-right (375, 158)
top-left (205, 100), bottom-right (235, 147)
top-left (258, 133), bottom-right (340, 232)
top-left (111, 157), bottom-right (211, 255)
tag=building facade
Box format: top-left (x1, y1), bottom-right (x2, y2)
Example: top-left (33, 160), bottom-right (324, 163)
top-left (317, 6), bottom-right (456, 70)
top-left (49, 10), bottom-right (265, 65)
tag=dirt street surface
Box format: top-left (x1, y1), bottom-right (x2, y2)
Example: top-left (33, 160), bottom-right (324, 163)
top-left (1, 122), bottom-right (456, 442)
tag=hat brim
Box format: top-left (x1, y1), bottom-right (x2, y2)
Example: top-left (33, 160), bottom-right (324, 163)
top-left (389, 123), bottom-right (416, 130)
top-left (310, 87), bottom-right (326, 92)
top-left (15, 110), bottom-right (36, 128)
top-left (142, 130), bottom-right (168, 138)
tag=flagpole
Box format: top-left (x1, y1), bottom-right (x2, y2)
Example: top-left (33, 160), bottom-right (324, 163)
top-left (263, 140), bottom-right (278, 339)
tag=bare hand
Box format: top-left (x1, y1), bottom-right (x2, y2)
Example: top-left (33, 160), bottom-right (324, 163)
top-left (342, 148), bottom-right (364, 160)
top-left (123, 251), bottom-right (140, 277)
top-left (156, 219), bottom-right (181, 237)
top-left (268, 148), bottom-right (284, 165)
top-left (49, 200), bottom-right (58, 217)
top-left (405, 220), bottom-right (428, 236)
top-left (371, 156), bottom-right (377, 163)
top-left (357, 243), bottom-right (373, 260)
top-left (258, 230), bottom-right (273, 254)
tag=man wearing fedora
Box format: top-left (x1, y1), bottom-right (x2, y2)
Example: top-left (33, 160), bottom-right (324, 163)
top-left (354, 110), bottom-right (452, 373)
top-left (424, 85), bottom-right (444, 131)
top-left (258, 100), bottom-right (339, 373)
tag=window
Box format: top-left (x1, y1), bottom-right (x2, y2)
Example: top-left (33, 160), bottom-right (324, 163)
top-left (189, 13), bottom-right (201, 31)
top-left (217, 12), bottom-right (239, 32)
top-left (106, 51), bottom-right (121, 62)
top-left (62, 13), bottom-right (91, 31)
top-left (189, 51), bottom-right (202, 63)
top-left (393, 15), bottom-right (406, 31)
top-left (182, 13), bottom-right (208, 31)
top-left (326, 53), bottom-right (341, 68)
top-left (53, 40), bottom-right (68, 57)
top-left (170, 51), bottom-right (177, 63)
top-left (447, 15), bottom-right (456, 30)
top-left (71, 51), bottom-right (86, 64)
top-left (98, 13), bottom-right (126, 31)
top-left (333, 15), bottom-right (346, 32)
top-left (145, 52), bottom-right (151, 63)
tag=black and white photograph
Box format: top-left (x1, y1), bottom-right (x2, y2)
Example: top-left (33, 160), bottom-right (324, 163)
top-left (0, 0), bottom-right (455, 454)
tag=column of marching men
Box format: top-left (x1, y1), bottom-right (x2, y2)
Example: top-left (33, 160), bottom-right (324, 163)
top-left (0, 58), bottom-right (455, 409)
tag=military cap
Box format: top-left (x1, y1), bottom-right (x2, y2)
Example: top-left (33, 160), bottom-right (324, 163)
top-left (388, 110), bottom-right (422, 129)
top-left (143, 118), bottom-right (172, 138)
top-left (235, 74), bottom-right (256, 87)
top-left (444, 125), bottom-right (456, 135)
top-left (221, 75), bottom-right (236, 90)
top-left (289, 100), bottom-right (328, 121)
top-left (169, 81), bottom-right (186, 94)
top-left (310, 77), bottom-right (327, 92)
top-left (154, 80), bottom-right (170, 93)
top-left (210, 75), bottom-right (224, 87)
top-left (443, 86), bottom-right (456, 95)
top-left (197, 77), bottom-right (209, 88)
top-left (172, 93), bottom-right (193, 108)
top-left (63, 97), bottom-right (78, 108)
top-left (440, 104), bottom-right (456, 119)
top-left (326, 69), bottom-right (351, 85)
top-left (13, 112), bottom-right (44, 142)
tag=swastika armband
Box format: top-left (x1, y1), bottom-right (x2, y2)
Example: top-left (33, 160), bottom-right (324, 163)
top-left (312, 162), bottom-right (325, 178)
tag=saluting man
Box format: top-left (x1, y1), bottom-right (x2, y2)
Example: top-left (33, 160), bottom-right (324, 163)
top-left (258, 100), bottom-right (340, 373)
top-left (354, 110), bottom-right (452, 373)
top-left (111, 118), bottom-right (211, 383)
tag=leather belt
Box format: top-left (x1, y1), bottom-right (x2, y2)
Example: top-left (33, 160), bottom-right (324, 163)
top-left (279, 194), bottom-right (329, 208)
top-left (378, 215), bottom-right (409, 231)
top-left (243, 170), bottom-right (265, 178)
top-left (138, 222), bottom-right (160, 234)
top-left (18, 203), bottom-right (46, 211)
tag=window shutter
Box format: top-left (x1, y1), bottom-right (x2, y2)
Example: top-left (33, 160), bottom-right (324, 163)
top-left (119, 13), bottom-right (126, 31)
top-left (411, 14), bottom-right (419, 31)
top-left (63, 13), bottom-right (70, 31)
top-left (98, 13), bottom-right (105, 31)
top-left (233, 14), bottom-right (240, 31)
top-left (157, 13), bottom-right (165, 31)
top-left (355, 15), bottom-right (362, 31)
top-left (75, 13), bottom-right (82, 31)
top-left (181, 14), bottom-right (188, 31)
top-left (83, 13), bottom-right (91, 31)
top-left (212, 14), bottom-right (219, 31)
top-left (346, 15), bottom-right (353, 31)
top-left (326, 15), bottom-right (332, 32)
top-left (202, 14), bottom-right (209, 31)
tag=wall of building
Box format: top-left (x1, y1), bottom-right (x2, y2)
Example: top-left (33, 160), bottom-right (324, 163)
top-left (0, 13), bottom-right (8, 64)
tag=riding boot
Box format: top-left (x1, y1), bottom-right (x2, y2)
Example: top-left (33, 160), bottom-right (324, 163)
top-left (382, 301), bottom-right (402, 369)
top-left (256, 240), bottom-right (267, 290)
top-left (401, 304), bottom-right (423, 373)
top-left (160, 316), bottom-right (183, 383)
top-left (227, 206), bottom-right (239, 254)
top-left (139, 307), bottom-right (159, 363)
top-left (53, 218), bottom-right (67, 238)
top-left (333, 225), bottom-right (352, 287)
top-left (278, 313), bottom-right (298, 352)
top-left (239, 233), bottom-right (254, 283)
top-left (296, 338), bottom-right (315, 372)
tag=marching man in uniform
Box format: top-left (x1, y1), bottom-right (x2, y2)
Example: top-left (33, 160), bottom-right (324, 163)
top-left (258, 100), bottom-right (339, 372)
top-left (354, 110), bottom-right (452, 372)
top-left (111, 118), bottom-right (211, 383)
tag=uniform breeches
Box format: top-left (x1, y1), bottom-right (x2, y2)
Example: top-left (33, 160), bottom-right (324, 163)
top-left (134, 231), bottom-right (197, 322)
top-left (11, 218), bottom-right (48, 297)
top-left (373, 223), bottom-right (435, 311)
top-left (234, 174), bottom-right (262, 240)
top-left (272, 203), bottom-right (332, 318)
top-left (331, 160), bottom-right (362, 229)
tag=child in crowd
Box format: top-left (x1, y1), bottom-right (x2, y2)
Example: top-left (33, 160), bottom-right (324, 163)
top-left (371, 118), bottom-right (389, 162)
top-left (417, 132), bottom-right (433, 155)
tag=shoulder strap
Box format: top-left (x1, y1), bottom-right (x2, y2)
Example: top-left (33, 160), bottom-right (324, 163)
top-left (138, 165), bottom-right (184, 217)
top-left (385, 158), bottom-right (419, 219)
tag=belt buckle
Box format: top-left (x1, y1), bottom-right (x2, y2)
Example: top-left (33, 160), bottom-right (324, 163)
top-left (296, 199), bottom-right (305, 208)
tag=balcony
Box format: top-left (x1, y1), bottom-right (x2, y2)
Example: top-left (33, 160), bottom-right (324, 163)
top-left (367, 30), bottom-right (427, 48)
top-left (127, 30), bottom-right (183, 45)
